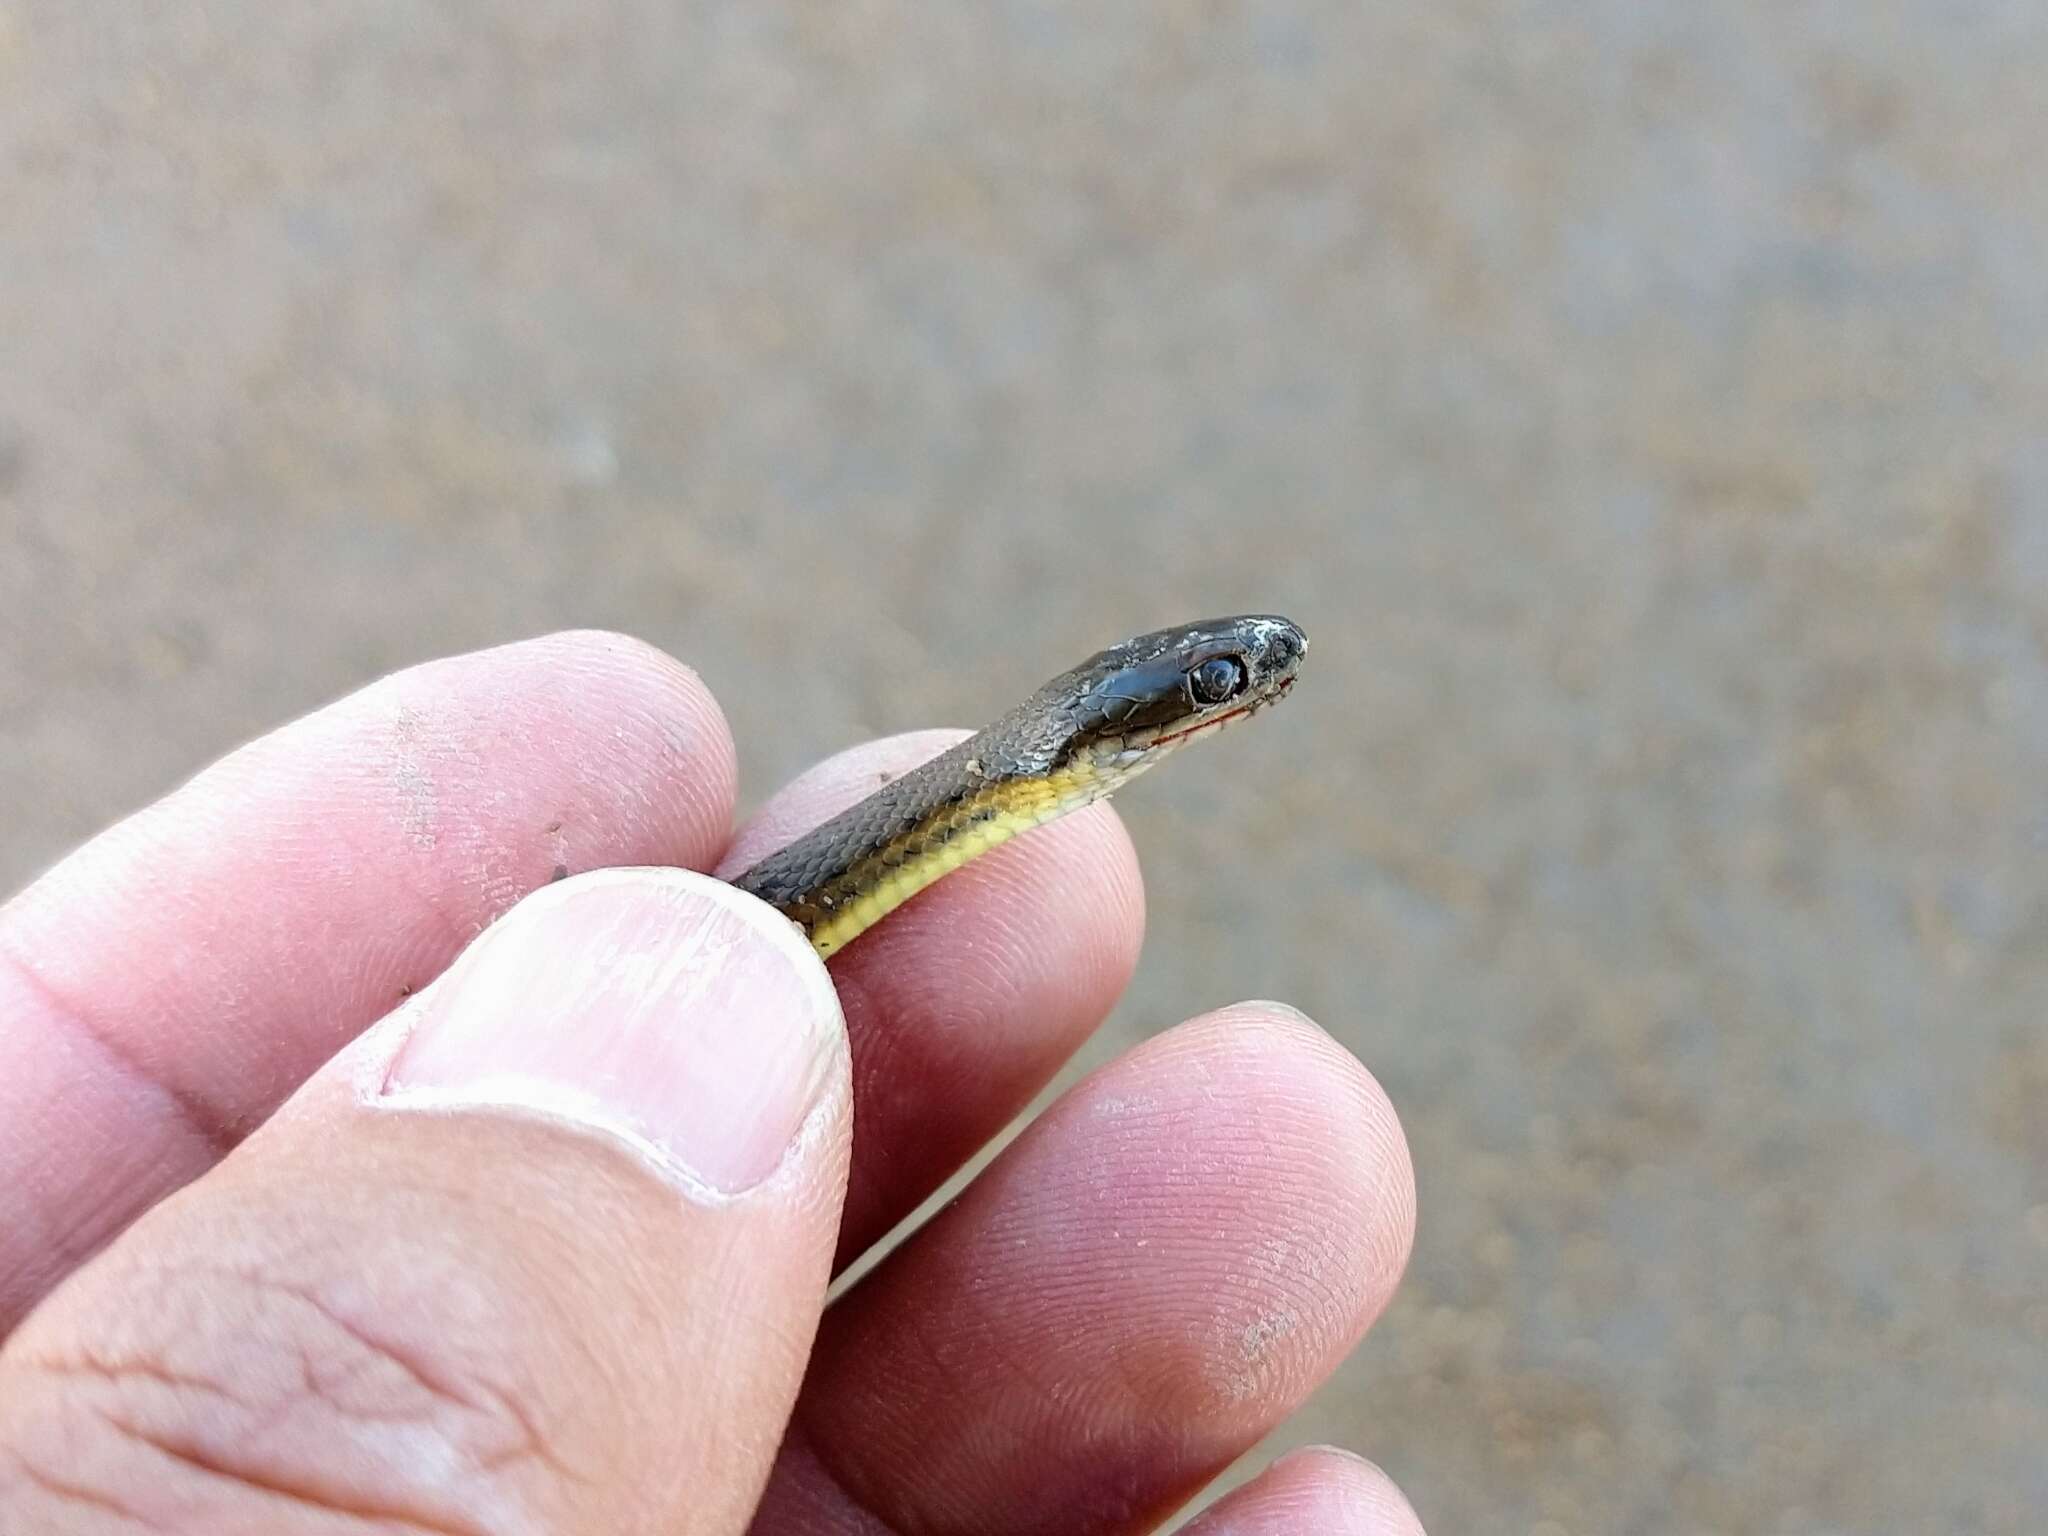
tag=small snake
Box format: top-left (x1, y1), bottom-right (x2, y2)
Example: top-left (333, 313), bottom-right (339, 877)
top-left (732, 615), bottom-right (1308, 957)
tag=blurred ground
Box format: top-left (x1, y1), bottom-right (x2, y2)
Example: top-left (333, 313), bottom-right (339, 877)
top-left (4, 3), bottom-right (2046, 1531)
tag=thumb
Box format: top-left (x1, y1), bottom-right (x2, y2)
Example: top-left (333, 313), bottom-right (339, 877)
top-left (0, 869), bottom-right (851, 1536)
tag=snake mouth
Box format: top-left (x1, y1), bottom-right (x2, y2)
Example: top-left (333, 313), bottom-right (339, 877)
top-left (1153, 674), bottom-right (1297, 750)
top-left (1152, 700), bottom-right (1259, 750)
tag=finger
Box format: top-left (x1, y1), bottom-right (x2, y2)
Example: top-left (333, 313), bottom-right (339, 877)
top-left (718, 730), bottom-right (1146, 1267)
top-left (0, 870), bottom-right (850, 1536)
top-left (0, 631), bottom-right (736, 1336)
top-left (750, 1003), bottom-right (1416, 1536)
top-left (1181, 1450), bottom-right (1425, 1535)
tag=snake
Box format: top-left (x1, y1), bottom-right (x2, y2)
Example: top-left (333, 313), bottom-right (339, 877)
top-left (731, 615), bottom-right (1308, 958)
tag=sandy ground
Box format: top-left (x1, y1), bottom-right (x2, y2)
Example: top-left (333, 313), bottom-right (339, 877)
top-left (5, 4), bottom-right (2045, 1531)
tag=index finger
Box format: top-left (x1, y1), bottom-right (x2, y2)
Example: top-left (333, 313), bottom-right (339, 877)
top-left (0, 631), bottom-right (736, 1336)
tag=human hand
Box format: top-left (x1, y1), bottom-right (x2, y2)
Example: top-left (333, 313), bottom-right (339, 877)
top-left (0, 632), bottom-right (1419, 1534)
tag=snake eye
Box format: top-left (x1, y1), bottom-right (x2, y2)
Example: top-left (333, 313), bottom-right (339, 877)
top-left (1188, 655), bottom-right (1248, 706)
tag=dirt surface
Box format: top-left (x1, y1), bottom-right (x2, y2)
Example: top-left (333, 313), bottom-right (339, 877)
top-left (5, 4), bottom-right (2045, 1531)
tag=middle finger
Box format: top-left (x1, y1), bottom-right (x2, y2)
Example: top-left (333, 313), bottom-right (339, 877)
top-left (757, 1002), bottom-right (1416, 1535)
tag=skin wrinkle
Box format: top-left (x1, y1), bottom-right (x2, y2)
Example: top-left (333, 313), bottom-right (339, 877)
top-left (24, 1346), bottom-right (256, 1413)
top-left (284, 1284), bottom-right (493, 1421)
top-left (296, 1343), bottom-right (446, 1430)
top-left (0, 940), bottom-right (243, 1161)
top-left (7, 1244), bottom-right (580, 1532)
top-left (278, 1245), bottom-right (588, 1489)
top-left (0, 1062), bottom-right (188, 1328)
top-left (155, 1255), bottom-right (563, 1481)
top-left (3, 1443), bottom-right (164, 1533)
top-left (89, 1402), bottom-right (487, 1536)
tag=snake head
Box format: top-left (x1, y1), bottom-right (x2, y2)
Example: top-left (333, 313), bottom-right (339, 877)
top-left (1061, 614), bottom-right (1307, 766)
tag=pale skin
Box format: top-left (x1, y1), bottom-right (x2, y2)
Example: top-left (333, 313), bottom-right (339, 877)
top-left (0, 631), bottom-right (1423, 1535)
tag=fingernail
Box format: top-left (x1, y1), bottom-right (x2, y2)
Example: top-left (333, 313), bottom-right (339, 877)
top-left (382, 868), bottom-right (844, 1197)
